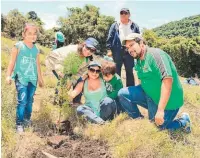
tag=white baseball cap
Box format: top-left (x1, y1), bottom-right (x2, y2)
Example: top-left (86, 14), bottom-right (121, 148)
top-left (122, 33), bottom-right (143, 45)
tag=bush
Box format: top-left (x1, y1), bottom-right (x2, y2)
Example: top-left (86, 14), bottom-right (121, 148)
top-left (63, 52), bottom-right (84, 75)
top-left (143, 30), bottom-right (200, 77)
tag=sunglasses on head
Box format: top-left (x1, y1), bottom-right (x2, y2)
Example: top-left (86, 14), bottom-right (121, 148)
top-left (120, 11), bottom-right (129, 15)
top-left (88, 68), bottom-right (101, 74)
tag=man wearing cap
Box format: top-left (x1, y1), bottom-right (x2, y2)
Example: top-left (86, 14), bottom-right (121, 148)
top-left (106, 8), bottom-right (140, 87)
top-left (45, 37), bottom-right (101, 104)
top-left (118, 33), bottom-right (191, 132)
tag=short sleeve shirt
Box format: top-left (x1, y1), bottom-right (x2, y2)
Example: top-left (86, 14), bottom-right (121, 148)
top-left (135, 47), bottom-right (183, 110)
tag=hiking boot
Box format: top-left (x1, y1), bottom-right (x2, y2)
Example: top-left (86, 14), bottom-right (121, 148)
top-left (16, 125), bottom-right (24, 134)
top-left (181, 113), bottom-right (191, 133)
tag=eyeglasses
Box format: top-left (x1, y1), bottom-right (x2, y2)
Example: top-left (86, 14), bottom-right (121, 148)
top-left (88, 68), bottom-right (101, 74)
top-left (120, 11), bottom-right (129, 15)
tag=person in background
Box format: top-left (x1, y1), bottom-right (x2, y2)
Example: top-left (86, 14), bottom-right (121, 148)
top-left (55, 28), bottom-right (65, 49)
top-left (52, 41), bottom-right (57, 50)
top-left (106, 8), bottom-right (140, 87)
top-left (103, 51), bottom-right (114, 62)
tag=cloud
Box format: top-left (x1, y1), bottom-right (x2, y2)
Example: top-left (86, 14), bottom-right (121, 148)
top-left (37, 12), bottom-right (59, 30)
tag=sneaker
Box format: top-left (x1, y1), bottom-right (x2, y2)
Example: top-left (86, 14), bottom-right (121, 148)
top-left (16, 125), bottom-right (24, 134)
top-left (181, 113), bottom-right (191, 133)
top-left (23, 119), bottom-right (32, 128)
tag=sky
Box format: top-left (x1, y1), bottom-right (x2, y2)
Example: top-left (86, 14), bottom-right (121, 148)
top-left (1, 0), bottom-right (200, 30)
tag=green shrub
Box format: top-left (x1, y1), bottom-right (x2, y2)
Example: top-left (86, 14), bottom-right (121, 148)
top-left (63, 52), bottom-right (84, 75)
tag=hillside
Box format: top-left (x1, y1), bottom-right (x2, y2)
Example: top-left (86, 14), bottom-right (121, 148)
top-left (2, 37), bottom-right (200, 158)
top-left (153, 14), bottom-right (200, 38)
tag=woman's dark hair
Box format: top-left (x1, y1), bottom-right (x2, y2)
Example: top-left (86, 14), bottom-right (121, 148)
top-left (77, 42), bottom-right (96, 57)
top-left (77, 43), bottom-right (84, 57)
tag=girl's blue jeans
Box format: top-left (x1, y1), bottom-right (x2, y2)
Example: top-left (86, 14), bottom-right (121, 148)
top-left (15, 80), bottom-right (36, 125)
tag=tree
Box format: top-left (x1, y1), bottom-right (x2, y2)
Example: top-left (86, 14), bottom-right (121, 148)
top-left (57, 4), bottom-right (115, 55)
top-left (153, 14), bottom-right (200, 38)
top-left (4, 9), bottom-right (27, 38)
top-left (1, 14), bottom-right (7, 32)
top-left (143, 29), bottom-right (200, 77)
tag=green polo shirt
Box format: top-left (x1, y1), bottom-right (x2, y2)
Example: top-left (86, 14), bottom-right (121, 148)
top-left (135, 47), bottom-right (183, 110)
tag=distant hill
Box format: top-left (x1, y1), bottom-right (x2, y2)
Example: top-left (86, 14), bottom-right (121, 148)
top-left (153, 14), bottom-right (200, 38)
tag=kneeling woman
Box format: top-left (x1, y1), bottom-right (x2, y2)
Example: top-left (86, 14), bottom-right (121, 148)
top-left (69, 61), bottom-right (116, 124)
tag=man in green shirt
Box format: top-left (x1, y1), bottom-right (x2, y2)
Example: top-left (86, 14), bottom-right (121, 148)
top-left (118, 33), bottom-right (191, 132)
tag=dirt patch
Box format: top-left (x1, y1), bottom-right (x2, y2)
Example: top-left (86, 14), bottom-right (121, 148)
top-left (26, 74), bottom-right (113, 158)
top-left (32, 134), bottom-right (112, 158)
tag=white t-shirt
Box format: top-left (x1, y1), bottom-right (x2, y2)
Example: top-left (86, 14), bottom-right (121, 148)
top-left (119, 21), bottom-right (133, 44)
top-left (45, 44), bottom-right (78, 72)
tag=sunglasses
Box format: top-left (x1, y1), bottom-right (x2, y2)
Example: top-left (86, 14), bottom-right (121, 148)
top-left (120, 11), bottom-right (129, 15)
top-left (89, 68), bottom-right (101, 74)
top-left (85, 46), bottom-right (95, 52)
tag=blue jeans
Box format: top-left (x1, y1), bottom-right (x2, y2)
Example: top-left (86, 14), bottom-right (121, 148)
top-left (118, 85), bottom-right (186, 131)
top-left (100, 97), bottom-right (117, 120)
top-left (77, 97), bottom-right (116, 124)
top-left (15, 80), bottom-right (36, 125)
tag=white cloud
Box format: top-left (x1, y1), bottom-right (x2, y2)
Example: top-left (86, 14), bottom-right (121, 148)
top-left (37, 12), bottom-right (59, 30)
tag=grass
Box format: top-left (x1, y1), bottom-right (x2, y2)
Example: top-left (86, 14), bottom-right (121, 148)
top-left (43, 75), bottom-right (57, 88)
top-left (83, 84), bottom-right (200, 158)
top-left (1, 37), bottom-right (82, 157)
top-left (1, 37), bottom-right (200, 158)
top-left (1, 37), bottom-right (52, 157)
top-left (1, 72), bottom-right (17, 157)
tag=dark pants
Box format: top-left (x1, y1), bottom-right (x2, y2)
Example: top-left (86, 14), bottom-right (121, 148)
top-left (112, 47), bottom-right (135, 87)
top-left (56, 41), bottom-right (64, 49)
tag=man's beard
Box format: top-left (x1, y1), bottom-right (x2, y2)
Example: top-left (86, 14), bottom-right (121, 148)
top-left (136, 49), bottom-right (144, 59)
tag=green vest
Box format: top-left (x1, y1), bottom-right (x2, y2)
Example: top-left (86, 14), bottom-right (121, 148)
top-left (12, 41), bottom-right (39, 86)
top-left (83, 78), bottom-right (107, 116)
top-left (135, 47), bottom-right (183, 110)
